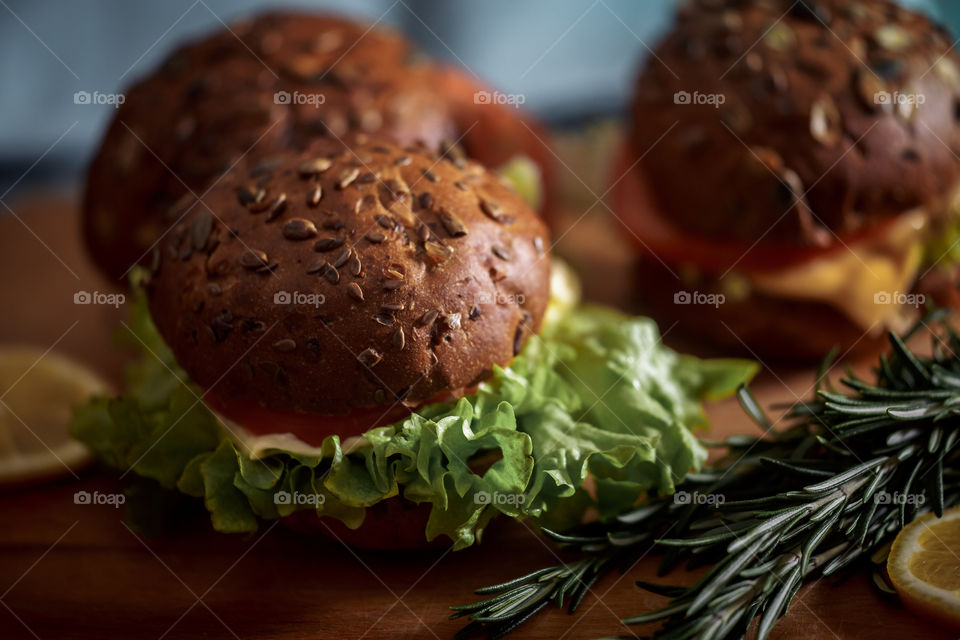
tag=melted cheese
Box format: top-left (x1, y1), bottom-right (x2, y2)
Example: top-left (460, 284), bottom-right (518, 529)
top-left (213, 410), bottom-right (369, 460)
top-left (745, 212), bottom-right (927, 331)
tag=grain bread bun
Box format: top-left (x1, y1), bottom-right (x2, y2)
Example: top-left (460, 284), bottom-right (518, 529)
top-left (84, 11), bottom-right (552, 282)
top-left (146, 136), bottom-right (551, 416)
top-left (631, 0), bottom-right (960, 248)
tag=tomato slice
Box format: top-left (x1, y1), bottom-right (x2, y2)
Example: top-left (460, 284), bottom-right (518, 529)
top-left (610, 143), bottom-right (902, 275)
top-left (204, 387), bottom-right (476, 447)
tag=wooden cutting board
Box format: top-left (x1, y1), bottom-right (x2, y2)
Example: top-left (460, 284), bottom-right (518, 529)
top-left (0, 193), bottom-right (949, 640)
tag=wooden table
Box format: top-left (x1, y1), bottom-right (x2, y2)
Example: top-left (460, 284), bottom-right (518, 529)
top-left (0, 193), bottom-right (947, 640)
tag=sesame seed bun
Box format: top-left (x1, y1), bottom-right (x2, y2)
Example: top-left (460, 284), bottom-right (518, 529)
top-left (83, 10), bottom-right (552, 283)
top-left (146, 136), bottom-right (550, 416)
top-left (631, 0), bottom-right (960, 248)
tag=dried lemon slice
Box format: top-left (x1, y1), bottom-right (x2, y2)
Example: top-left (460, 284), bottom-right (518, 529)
top-left (888, 505), bottom-right (960, 631)
top-left (0, 346), bottom-right (110, 484)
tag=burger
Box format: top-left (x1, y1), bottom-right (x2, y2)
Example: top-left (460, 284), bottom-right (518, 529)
top-left (71, 135), bottom-right (755, 549)
top-left (83, 11), bottom-right (552, 283)
top-left (619, 0), bottom-right (960, 360)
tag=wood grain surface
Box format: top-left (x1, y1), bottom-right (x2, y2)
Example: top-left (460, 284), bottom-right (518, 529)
top-left (0, 193), bottom-right (951, 640)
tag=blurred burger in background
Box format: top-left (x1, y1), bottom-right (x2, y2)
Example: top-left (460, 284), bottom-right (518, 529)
top-left (618, 0), bottom-right (960, 360)
top-left (83, 11), bottom-right (552, 283)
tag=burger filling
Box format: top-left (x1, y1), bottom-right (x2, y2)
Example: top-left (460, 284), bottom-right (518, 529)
top-left (70, 261), bottom-right (755, 549)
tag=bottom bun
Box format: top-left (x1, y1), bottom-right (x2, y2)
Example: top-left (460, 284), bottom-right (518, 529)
top-left (632, 256), bottom-right (888, 362)
top-left (281, 498), bottom-right (450, 550)
top-left (633, 257), bottom-right (960, 362)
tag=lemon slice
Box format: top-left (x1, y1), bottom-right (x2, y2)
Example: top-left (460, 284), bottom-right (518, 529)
top-left (888, 505), bottom-right (960, 631)
top-left (0, 346), bottom-right (110, 484)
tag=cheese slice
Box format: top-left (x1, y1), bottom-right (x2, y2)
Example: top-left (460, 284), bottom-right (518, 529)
top-left (744, 211), bottom-right (927, 331)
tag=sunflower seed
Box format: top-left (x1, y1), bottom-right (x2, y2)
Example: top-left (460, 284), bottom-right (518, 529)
top-left (375, 214), bottom-right (394, 229)
top-left (314, 237), bottom-right (345, 252)
top-left (348, 254), bottom-right (362, 277)
top-left (764, 23), bottom-right (796, 51)
top-left (418, 309), bottom-right (439, 327)
top-left (534, 237), bottom-right (545, 256)
top-left (424, 241), bottom-right (453, 264)
top-left (383, 278), bottom-right (404, 290)
top-left (307, 185), bottom-right (322, 207)
top-left (337, 167), bottom-right (360, 189)
top-left (306, 261), bottom-right (327, 274)
top-left (348, 282), bottom-right (364, 301)
top-left (265, 193), bottom-right (287, 221)
top-left (392, 327), bottom-right (405, 350)
top-left (282, 218), bottom-right (317, 240)
top-left (454, 180), bottom-right (469, 191)
top-left (273, 339), bottom-right (296, 353)
top-left (323, 264), bottom-right (340, 284)
top-left (373, 313), bottom-right (395, 326)
top-left (480, 199), bottom-right (505, 222)
top-left (248, 193), bottom-right (275, 213)
top-left (419, 192), bottom-right (435, 209)
top-left (422, 168), bottom-right (440, 183)
top-left (239, 249), bottom-right (268, 269)
top-left (491, 245), bottom-right (511, 261)
top-left (357, 347), bottom-right (382, 368)
top-left (874, 25), bottom-right (911, 51)
top-left (238, 186), bottom-right (266, 207)
top-left (935, 58), bottom-right (960, 87)
top-left (357, 171), bottom-right (377, 184)
top-left (297, 158), bottom-right (332, 178)
top-left (810, 95), bottom-right (841, 146)
top-left (333, 248), bottom-right (351, 268)
top-left (395, 155), bottom-right (412, 167)
top-left (365, 231), bottom-right (386, 243)
top-left (439, 209), bottom-right (468, 237)
top-left (190, 211), bottom-right (213, 250)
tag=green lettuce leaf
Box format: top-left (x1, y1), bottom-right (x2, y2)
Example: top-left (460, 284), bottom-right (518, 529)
top-left (71, 285), bottom-right (755, 549)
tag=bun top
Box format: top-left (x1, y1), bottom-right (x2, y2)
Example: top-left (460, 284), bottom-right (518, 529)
top-left (146, 136), bottom-right (551, 416)
top-left (84, 11), bottom-right (458, 281)
top-left (631, 0), bottom-right (960, 248)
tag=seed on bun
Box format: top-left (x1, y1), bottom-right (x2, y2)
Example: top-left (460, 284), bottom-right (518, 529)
top-left (620, 0), bottom-right (960, 360)
top-left (147, 136), bottom-right (550, 417)
top-left (84, 11), bottom-right (553, 283)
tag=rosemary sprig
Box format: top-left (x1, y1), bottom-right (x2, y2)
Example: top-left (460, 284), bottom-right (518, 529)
top-left (452, 314), bottom-right (960, 640)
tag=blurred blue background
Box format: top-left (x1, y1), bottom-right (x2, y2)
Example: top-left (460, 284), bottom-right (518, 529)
top-left (0, 0), bottom-right (951, 191)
